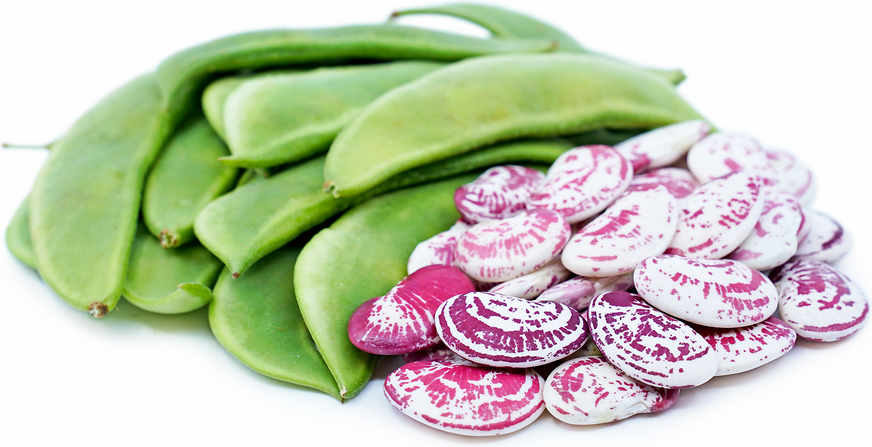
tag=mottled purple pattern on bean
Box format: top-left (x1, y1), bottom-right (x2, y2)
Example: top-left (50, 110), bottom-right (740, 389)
top-left (727, 192), bottom-right (803, 270)
top-left (616, 120), bottom-right (710, 174)
top-left (588, 291), bottom-right (718, 388)
top-left (535, 274), bottom-right (634, 311)
top-left (793, 210), bottom-right (852, 263)
top-left (694, 317), bottom-right (796, 375)
top-left (454, 165), bottom-right (545, 223)
top-left (435, 292), bottom-right (587, 368)
top-left (626, 167), bottom-right (699, 199)
top-left (527, 145), bottom-right (633, 223)
top-left (384, 359), bottom-right (545, 436)
top-left (347, 265), bottom-right (475, 355)
top-left (765, 149), bottom-right (817, 207)
top-left (455, 209), bottom-right (570, 282)
top-left (771, 259), bottom-right (868, 342)
top-left (634, 255), bottom-right (777, 328)
top-left (686, 131), bottom-right (778, 185)
top-left (544, 356), bottom-right (679, 425)
top-left (407, 220), bottom-right (469, 274)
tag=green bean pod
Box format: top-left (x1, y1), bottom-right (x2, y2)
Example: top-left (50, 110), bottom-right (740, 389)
top-left (210, 244), bottom-right (342, 400)
top-left (157, 24), bottom-right (557, 120)
top-left (219, 61), bottom-right (446, 168)
top-left (324, 53), bottom-right (707, 197)
top-left (389, 3), bottom-right (686, 86)
top-left (30, 74), bottom-right (173, 318)
top-left (143, 114), bottom-right (239, 248)
top-left (194, 139), bottom-right (573, 277)
top-left (122, 225), bottom-right (222, 314)
top-left (390, 3), bottom-right (585, 52)
top-left (202, 76), bottom-right (247, 141)
top-left (295, 175), bottom-right (475, 399)
top-left (6, 195), bottom-right (36, 270)
top-left (566, 127), bottom-right (647, 147)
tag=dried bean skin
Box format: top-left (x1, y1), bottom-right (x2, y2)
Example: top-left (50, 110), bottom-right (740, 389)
top-left (123, 225), bottom-right (221, 314)
top-left (694, 317), bottom-right (796, 376)
top-left (209, 244), bottom-right (342, 400)
top-left (220, 61), bottom-right (445, 168)
top-left (30, 74), bottom-right (173, 317)
top-left (195, 139), bottom-right (572, 277)
top-left (157, 25), bottom-right (557, 121)
top-left (6, 195), bottom-right (36, 270)
top-left (324, 53), bottom-right (707, 197)
top-left (143, 115), bottom-right (239, 248)
top-left (295, 176), bottom-right (475, 399)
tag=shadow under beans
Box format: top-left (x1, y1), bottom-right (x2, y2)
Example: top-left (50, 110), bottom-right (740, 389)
top-left (102, 298), bottom-right (212, 337)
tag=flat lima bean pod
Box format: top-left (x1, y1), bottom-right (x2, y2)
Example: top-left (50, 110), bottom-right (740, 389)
top-left (6, 195), bottom-right (36, 270)
top-left (219, 61), bottom-right (446, 168)
top-left (123, 225), bottom-right (222, 314)
top-left (390, 3), bottom-right (686, 85)
top-left (157, 24), bottom-right (557, 120)
top-left (142, 114), bottom-right (239, 248)
top-left (29, 74), bottom-right (174, 317)
top-left (295, 175), bottom-right (475, 399)
top-left (324, 53), bottom-right (706, 197)
top-left (210, 244), bottom-right (342, 400)
top-left (195, 139), bottom-right (572, 277)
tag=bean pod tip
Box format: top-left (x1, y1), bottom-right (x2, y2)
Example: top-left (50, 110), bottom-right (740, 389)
top-left (89, 302), bottom-right (109, 318)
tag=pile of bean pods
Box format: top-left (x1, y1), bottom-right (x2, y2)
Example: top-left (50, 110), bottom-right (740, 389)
top-left (347, 121), bottom-right (865, 435)
top-left (4, 2), bottom-right (861, 435)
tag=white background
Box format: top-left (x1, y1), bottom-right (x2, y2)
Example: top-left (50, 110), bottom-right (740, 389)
top-left (2, 1), bottom-right (871, 446)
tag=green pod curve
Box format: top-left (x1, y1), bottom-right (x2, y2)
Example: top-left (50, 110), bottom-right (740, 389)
top-left (295, 175), bottom-right (475, 399)
top-left (324, 53), bottom-right (707, 197)
top-left (143, 114), bottom-right (239, 248)
top-left (6, 195), bottom-right (36, 270)
top-left (30, 74), bottom-right (173, 318)
top-left (202, 76), bottom-right (247, 141)
top-left (220, 61), bottom-right (446, 168)
top-left (194, 138), bottom-right (573, 277)
top-left (210, 244), bottom-right (341, 400)
top-left (389, 3), bottom-right (685, 86)
top-left (122, 225), bottom-right (222, 314)
top-left (391, 3), bottom-right (585, 52)
top-left (157, 24), bottom-right (557, 121)
top-left (235, 168), bottom-right (269, 188)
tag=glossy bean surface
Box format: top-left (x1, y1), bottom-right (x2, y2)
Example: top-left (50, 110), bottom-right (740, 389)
top-left (143, 115), bottom-right (239, 248)
top-left (294, 175), bottom-right (474, 399)
top-left (325, 53), bottom-right (706, 197)
top-left (157, 24), bottom-right (556, 120)
top-left (29, 74), bottom-right (174, 317)
top-left (196, 139), bottom-right (571, 276)
top-left (209, 244), bottom-right (342, 400)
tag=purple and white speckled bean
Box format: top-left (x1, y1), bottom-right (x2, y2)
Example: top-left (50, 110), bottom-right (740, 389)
top-left (793, 210), bottom-right (853, 263)
top-left (766, 149), bottom-right (817, 207)
top-left (562, 185), bottom-right (677, 277)
top-left (435, 292), bottom-right (587, 368)
top-left (347, 266), bottom-right (475, 355)
top-left (694, 317), bottom-right (796, 376)
top-left (527, 145), bottom-right (633, 223)
top-left (727, 192), bottom-right (804, 270)
top-left (535, 273), bottom-right (635, 312)
top-left (615, 120), bottom-right (711, 174)
top-left (544, 356), bottom-right (679, 425)
top-left (407, 220), bottom-right (469, 274)
top-left (666, 171), bottom-right (765, 259)
top-left (402, 343), bottom-right (467, 364)
top-left (771, 259), bottom-right (868, 342)
top-left (384, 359), bottom-right (545, 436)
top-left (634, 255), bottom-right (778, 328)
top-left (488, 258), bottom-right (572, 299)
top-left (686, 131), bottom-right (779, 185)
top-left (455, 209), bottom-right (570, 282)
top-left (588, 291), bottom-right (718, 388)
top-left (454, 165), bottom-right (545, 224)
top-left (626, 167), bottom-right (699, 199)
